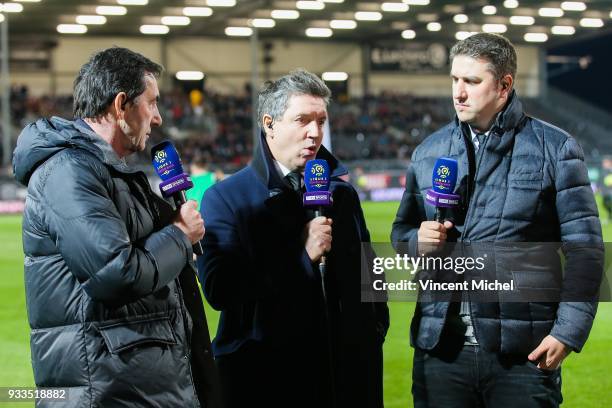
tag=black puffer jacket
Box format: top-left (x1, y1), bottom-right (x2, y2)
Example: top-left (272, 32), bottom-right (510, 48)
top-left (392, 93), bottom-right (604, 355)
top-left (13, 117), bottom-right (221, 407)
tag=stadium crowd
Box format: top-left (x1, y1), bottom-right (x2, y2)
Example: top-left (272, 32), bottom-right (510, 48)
top-left (7, 85), bottom-right (451, 169)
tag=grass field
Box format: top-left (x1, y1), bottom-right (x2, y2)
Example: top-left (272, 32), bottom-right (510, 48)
top-left (1, 201), bottom-right (611, 407)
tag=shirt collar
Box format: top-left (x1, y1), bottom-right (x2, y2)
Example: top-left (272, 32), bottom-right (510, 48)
top-left (468, 124), bottom-right (492, 142)
top-left (274, 160), bottom-right (292, 178)
top-left (467, 109), bottom-right (504, 147)
top-left (274, 160), bottom-right (304, 188)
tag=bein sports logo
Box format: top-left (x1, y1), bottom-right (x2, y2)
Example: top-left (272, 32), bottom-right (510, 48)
top-left (305, 194), bottom-right (328, 201)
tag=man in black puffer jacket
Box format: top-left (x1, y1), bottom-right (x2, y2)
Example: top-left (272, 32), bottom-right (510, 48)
top-left (13, 48), bottom-right (221, 407)
top-left (392, 33), bottom-right (603, 407)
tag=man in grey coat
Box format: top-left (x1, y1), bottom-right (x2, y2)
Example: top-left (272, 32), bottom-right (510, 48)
top-left (392, 33), bottom-right (603, 407)
top-left (13, 47), bottom-right (221, 407)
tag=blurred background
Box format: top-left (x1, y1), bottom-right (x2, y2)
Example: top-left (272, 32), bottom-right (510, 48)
top-left (0, 1), bottom-right (611, 407)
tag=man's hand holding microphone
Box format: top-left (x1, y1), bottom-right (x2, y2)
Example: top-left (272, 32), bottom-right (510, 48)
top-left (419, 157), bottom-right (460, 255)
top-left (174, 200), bottom-right (205, 244)
top-left (418, 220), bottom-right (455, 255)
top-left (305, 217), bottom-right (332, 262)
top-left (152, 141), bottom-right (205, 254)
top-left (302, 159), bottom-right (334, 264)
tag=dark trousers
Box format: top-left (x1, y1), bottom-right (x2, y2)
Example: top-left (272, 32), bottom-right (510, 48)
top-left (413, 341), bottom-right (563, 408)
top-left (216, 341), bottom-right (332, 408)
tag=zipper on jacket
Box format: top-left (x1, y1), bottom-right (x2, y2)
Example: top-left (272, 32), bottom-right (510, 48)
top-left (460, 130), bottom-right (490, 242)
top-left (459, 128), bottom-right (492, 346)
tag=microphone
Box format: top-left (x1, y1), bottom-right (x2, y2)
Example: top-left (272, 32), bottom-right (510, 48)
top-left (151, 140), bottom-right (203, 255)
top-left (302, 158), bottom-right (336, 407)
top-left (303, 159), bottom-right (333, 273)
top-left (425, 157), bottom-right (460, 223)
top-left (303, 159), bottom-right (332, 216)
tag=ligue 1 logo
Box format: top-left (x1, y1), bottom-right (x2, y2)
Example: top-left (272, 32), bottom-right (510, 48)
top-left (434, 165), bottom-right (451, 190)
top-left (151, 141), bottom-right (185, 181)
top-left (154, 149), bottom-right (173, 177)
top-left (430, 157), bottom-right (458, 197)
top-left (312, 163), bottom-right (325, 177)
top-left (304, 159), bottom-right (330, 193)
top-left (310, 163), bottom-right (326, 188)
top-left (437, 165), bottom-right (450, 179)
top-left (154, 150), bottom-right (167, 164)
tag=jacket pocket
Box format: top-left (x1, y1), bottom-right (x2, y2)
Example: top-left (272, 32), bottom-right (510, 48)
top-left (511, 271), bottom-right (561, 302)
top-left (96, 316), bottom-right (177, 354)
top-left (508, 170), bottom-right (543, 180)
top-left (504, 173), bottom-right (543, 221)
top-left (507, 171), bottom-right (543, 189)
top-left (512, 271), bottom-right (561, 290)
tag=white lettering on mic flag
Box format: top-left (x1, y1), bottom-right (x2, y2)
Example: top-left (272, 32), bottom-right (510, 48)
top-left (305, 195), bottom-right (328, 201)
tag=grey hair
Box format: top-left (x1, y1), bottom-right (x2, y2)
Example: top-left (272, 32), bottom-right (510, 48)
top-left (450, 33), bottom-right (517, 82)
top-left (257, 69), bottom-right (331, 124)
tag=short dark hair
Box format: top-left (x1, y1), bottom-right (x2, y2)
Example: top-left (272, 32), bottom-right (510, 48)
top-left (73, 47), bottom-right (163, 118)
top-left (257, 69), bottom-right (331, 123)
top-left (450, 33), bottom-right (517, 82)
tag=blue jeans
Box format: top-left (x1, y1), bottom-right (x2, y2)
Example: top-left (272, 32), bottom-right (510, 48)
top-left (412, 345), bottom-right (563, 408)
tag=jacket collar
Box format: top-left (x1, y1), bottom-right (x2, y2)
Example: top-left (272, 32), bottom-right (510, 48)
top-left (13, 116), bottom-right (134, 186)
top-left (72, 118), bottom-right (131, 172)
top-left (454, 90), bottom-right (525, 140)
top-left (251, 129), bottom-right (348, 190)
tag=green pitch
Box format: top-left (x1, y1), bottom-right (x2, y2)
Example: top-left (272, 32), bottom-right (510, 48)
top-left (1, 200), bottom-right (611, 407)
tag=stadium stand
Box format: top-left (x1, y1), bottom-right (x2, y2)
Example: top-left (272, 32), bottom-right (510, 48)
top-left (5, 85), bottom-right (610, 170)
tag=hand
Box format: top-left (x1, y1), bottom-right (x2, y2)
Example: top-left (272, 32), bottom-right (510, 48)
top-left (173, 200), bottom-right (205, 244)
top-left (417, 220), bottom-right (454, 255)
top-left (528, 335), bottom-right (570, 370)
top-left (305, 217), bottom-right (332, 262)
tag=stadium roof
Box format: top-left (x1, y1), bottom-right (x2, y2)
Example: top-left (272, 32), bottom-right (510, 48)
top-left (3, 0), bottom-right (612, 46)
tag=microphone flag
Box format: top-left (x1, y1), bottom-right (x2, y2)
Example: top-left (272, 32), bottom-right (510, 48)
top-left (303, 159), bottom-right (332, 208)
top-left (151, 141), bottom-right (193, 198)
top-left (425, 157), bottom-right (460, 209)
